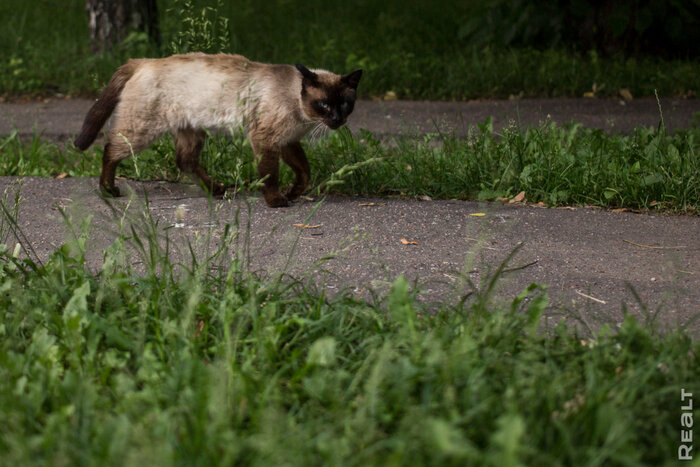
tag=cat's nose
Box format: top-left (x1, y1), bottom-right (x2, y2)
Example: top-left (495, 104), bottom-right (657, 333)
top-left (330, 113), bottom-right (344, 128)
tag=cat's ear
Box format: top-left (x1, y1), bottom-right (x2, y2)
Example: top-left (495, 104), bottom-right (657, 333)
top-left (295, 64), bottom-right (318, 83)
top-left (341, 69), bottom-right (363, 89)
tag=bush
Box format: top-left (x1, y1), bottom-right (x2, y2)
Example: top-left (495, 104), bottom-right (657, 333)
top-left (457, 0), bottom-right (700, 58)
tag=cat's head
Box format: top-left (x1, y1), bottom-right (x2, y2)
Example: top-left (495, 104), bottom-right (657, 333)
top-left (296, 64), bottom-right (362, 130)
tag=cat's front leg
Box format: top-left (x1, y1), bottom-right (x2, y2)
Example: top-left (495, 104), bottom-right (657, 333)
top-left (281, 141), bottom-right (310, 201)
top-left (254, 143), bottom-right (289, 207)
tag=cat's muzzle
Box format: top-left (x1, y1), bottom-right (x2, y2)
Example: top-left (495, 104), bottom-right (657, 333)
top-left (326, 118), bottom-right (345, 130)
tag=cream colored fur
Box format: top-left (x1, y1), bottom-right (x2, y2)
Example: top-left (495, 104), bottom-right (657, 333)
top-left (113, 53), bottom-right (327, 147)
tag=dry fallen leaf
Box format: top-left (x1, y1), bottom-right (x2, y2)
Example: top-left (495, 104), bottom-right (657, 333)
top-left (583, 91), bottom-right (595, 98)
top-left (509, 191), bottom-right (526, 203)
top-left (419, 195), bottom-right (432, 201)
top-left (195, 320), bottom-right (205, 338)
top-left (383, 91), bottom-right (398, 100)
top-left (649, 201), bottom-right (660, 207)
top-left (469, 213), bottom-right (486, 217)
top-left (302, 196), bottom-right (315, 201)
top-left (56, 173), bottom-right (68, 179)
top-left (405, 165), bottom-right (412, 171)
top-left (611, 207), bottom-right (628, 213)
top-left (400, 238), bottom-right (419, 245)
top-left (619, 88), bottom-right (633, 101)
top-left (293, 223), bottom-right (321, 229)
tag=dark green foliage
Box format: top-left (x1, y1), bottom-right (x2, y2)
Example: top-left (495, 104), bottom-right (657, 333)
top-left (168, 0), bottom-right (230, 54)
top-left (0, 0), bottom-right (698, 98)
top-left (458, 0), bottom-right (700, 58)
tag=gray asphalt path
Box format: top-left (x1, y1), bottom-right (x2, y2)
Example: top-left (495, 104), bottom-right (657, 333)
top-left (0, 98), bottom-right (698, 328)
top-left (1, 97), bottom-right (698, 141)
top-left (0, 177), bottom-right (697, 329)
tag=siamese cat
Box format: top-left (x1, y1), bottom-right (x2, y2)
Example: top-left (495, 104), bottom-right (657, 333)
top-left (74, 53), bottom-right (362, 207)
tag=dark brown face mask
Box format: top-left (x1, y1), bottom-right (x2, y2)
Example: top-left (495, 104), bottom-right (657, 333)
top-left (296, 64), bottom-right (363, 129)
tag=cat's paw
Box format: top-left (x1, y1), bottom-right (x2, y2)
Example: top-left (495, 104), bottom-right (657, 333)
top-left (100, 184), bottom-right (121, 197)
top-left (264, 192), bottom-right (289, 208)
top-left (210, 182), bottom-right (226, 197)
top-left (284, 185), bottom-right (305, 201)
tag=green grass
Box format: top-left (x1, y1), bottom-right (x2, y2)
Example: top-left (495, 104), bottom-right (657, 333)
top-left (0, 0), bottom-right (698, 99)
top-left (1, 120), bottom-right (698, 213)
top-left (320, 123), bottom-right (700, 212)
top-left (0, 191), bottom-right (698, 465)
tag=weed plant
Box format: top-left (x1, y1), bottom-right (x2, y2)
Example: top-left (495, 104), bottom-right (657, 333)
top-left (314, 122), bottom-right (700, 212)
top-left (1, 121), bottom-right (697, 213)
top-left (0, 187), bottom-right (697, 465)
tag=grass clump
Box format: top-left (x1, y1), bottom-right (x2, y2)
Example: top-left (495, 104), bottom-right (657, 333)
top-left (0, 130), bottom-right (100, 177)
top-left (315, 123), bottom-right (700, 212)
top-left (0, 193), bottom-right (697, 465)
top-left (1, 121), bottom-right (698, 213)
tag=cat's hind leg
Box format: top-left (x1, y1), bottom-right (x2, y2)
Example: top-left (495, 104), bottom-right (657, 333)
top-left (100, 128), bottom-right (155, 197)
top-left (174, 129), bottom-right (225, 196)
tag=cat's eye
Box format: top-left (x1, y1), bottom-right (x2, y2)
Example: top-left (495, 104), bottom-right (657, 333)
top-left (315, 101), bottom-right (330, 112)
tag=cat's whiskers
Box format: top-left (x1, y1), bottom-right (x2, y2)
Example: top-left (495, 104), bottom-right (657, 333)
top-left (315, 123), bottom-right (325, 140)
top-left (310, 121), bottom-right (326, 141)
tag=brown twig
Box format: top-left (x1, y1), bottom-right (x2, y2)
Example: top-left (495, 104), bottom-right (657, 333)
top-left (575, 290), bottom-right (607, 304)
top-left (503, 259), bottom-right (539, 273)
top-left (623, 239), bottom-right (686, 249)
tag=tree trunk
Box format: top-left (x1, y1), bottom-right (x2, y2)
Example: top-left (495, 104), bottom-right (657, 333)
top-left (138, 0), bottom-right (161, 49)
top-left (85, 0), bottom-right (159, 54)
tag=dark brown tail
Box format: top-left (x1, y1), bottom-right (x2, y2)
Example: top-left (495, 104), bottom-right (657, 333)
top-left (74, 62), bottom-right (137, 150)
